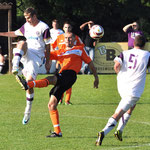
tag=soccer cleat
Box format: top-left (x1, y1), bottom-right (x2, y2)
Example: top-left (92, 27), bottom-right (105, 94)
top-left (65, 101), bottom-right (72, 105)
top-left (95, 131), bottom-right (104, 146)
top-left (114, 130), bottom-right (123, 141)
top-left (16, 75), bottom-right (29, 90)
top-left (22, 113), bottom-right (31, 125)
top-left (12, 66), bottom-right (19, 75)
top-left (46, 131), bottom-right (62, 138)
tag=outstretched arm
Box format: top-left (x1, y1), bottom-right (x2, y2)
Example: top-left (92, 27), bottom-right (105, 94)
top-left (80, 21), bottom-right (93, 30)
top-left (0, 31), bottom-right (17, 37)
top-left (88, 61), bottom-right (99, 88)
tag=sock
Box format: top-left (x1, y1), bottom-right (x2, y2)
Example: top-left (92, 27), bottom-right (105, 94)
top-left (12, 48), bottom-right (24, 68)
top-left (117, 113), bottom-right (131, 132)
top-left (102, 117), bottom-right (117, 136)
top-left (50, 109), bottom-right (61, 134)
top-left (65, 88), bottom-right (72, 102)
top-left (0, 62), bottom-right (4, 73)
top-left (28, 78), bottom-right (49, 88)
top-left (24, 93), bottom-right (34, 114)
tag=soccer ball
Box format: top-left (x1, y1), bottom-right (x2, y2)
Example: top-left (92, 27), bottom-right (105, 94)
top-left (89, 25), bottom-right (104, 39)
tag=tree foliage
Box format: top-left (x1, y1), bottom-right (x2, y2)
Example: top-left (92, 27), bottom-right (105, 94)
top-left (7, 0), bottom-right (150, 41)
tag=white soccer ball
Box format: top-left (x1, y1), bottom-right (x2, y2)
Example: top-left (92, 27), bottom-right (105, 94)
top-left (89, 24), bottom-right (104, 39)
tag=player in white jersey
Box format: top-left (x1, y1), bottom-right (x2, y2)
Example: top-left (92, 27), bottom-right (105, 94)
top-left (0, 7), bottom-right (51, 125)
top-left (95, 35), bottom-right (150, 146)
top-left (50, 19), bottom-right (64, 46)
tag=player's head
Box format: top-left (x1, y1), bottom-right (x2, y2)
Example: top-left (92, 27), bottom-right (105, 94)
top-left (52, 19), bottom-right (59, 29)
top-left (132, 22), bottom-right (139, 31)
top-left (63, 21), bottom-right (72, 33)
top-left (134, 35), bottom-right (146, 48)
top-left (24, 7), bottom-right (38, 26)
top-left (64, 32), bottom-right (75, 48)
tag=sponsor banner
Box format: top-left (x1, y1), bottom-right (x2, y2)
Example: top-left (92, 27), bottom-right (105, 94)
top-left (94, 42), bottom-right (150, 73)
top-left (94, 42), bottom-right (128, 73)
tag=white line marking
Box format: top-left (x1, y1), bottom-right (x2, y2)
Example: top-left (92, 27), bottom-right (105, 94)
top-left (61, 114), bottom-right (150, 126)
top-left (102, 143), bottom-right (150, 150)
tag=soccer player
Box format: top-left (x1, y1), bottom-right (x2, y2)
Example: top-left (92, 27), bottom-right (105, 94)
top-left (50, 19), bottom-right (64, 49)
top-left (16, 32), bottom-right (99, 137)
top-left (80, 21), bottom-right (96, 74)
top-left (51, 21), bottom-right (84, 51)
top-left (95, 35), bottom-right (150, 146)
top-left (0, 7), bottom-right (51, 125)
top-left (52, 21), bottom-right (84, 105)
top-left (49, 19), bottom-right (64, 74)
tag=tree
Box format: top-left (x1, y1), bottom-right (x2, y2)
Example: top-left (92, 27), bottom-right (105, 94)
top-left (15, 0), bottom-right (150, 41)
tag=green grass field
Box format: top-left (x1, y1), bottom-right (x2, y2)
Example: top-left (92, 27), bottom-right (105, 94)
top-left (0, 74), bottom-right (150, 150)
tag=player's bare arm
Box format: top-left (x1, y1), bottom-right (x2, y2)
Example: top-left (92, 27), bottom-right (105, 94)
top-left (45, 44), bottom-right (51, 73)
top-left (88, 61), bottom-right (99, 88)
top-left (0, 31), bottom-right (17, 37)
top-left (123, 23), bottom-right (133, 32)
top-left (114, 60), bottom-right (121, 74)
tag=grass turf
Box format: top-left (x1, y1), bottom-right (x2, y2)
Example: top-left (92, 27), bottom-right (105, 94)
top-left (0, 74), bottom-right (150, 150)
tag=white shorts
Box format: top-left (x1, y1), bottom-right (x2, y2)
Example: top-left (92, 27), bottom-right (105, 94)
top-left (21, 50), bottom-right (44, 80)
top-left (115, 96), bottom-right (140, 113)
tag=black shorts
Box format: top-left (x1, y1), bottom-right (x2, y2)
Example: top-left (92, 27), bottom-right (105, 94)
top-left (49, 70), bottom-right (77, 101)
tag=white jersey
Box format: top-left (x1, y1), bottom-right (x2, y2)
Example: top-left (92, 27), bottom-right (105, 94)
top-left (116, 48), bottom-right (150, 97)
top-left (15, 21), bottom-right (51, 57)
top-left (50, 28), bottom-right (64, 44)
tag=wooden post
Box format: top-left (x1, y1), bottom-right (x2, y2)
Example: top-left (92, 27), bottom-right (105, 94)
top-left (0, 3), bottom-right (12, 73)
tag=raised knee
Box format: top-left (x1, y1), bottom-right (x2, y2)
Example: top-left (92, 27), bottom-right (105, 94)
top-left (16, 40), bottom-right (27, 51)
top-left (48, 102), bottom-right (51, 109)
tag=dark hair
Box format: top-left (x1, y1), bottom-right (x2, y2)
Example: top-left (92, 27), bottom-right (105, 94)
top-left (134, 35), bottom-right (146, 48)
top-left (63, 20), bottom-right (72, 27)
top-left (52, 19), bottom-right (58, 23)
top-left (24, 7), bottom-right (37, 17)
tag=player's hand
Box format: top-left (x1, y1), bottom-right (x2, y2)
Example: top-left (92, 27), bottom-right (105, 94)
top-left (88, 21), bottom-right (94, 24)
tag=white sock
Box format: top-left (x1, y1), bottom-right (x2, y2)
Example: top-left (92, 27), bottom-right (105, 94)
top-left (102, 117), bottom-right (117, 135)
top-left (117, 113), bottom-right (131, 132)
top-left (25, 93), bottom-right (34, 114)
top-left (12, 48), bottom-right (24, 68)
top-left (0, 62), bottom-right (4, 72)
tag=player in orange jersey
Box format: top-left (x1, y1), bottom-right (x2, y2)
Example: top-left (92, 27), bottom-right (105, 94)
top-left (51, 21), bottom-right (84, 105)
top-left (16, 32), bottom-right (99, 137)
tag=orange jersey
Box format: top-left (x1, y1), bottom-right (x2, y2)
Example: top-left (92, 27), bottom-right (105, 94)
top-left (50, 46), bottom-right (91, 73)
top-left (51, 33), bottom-right (84, 50)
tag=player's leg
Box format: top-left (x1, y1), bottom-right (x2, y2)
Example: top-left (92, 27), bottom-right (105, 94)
top-left (46, 70), bottom-right (77, 137)
top-left (95, 109), bottom-right (125, 146)
top-left (95, 97), bottom-right (139, 146)
top-left (46, 95), bottom-right (62, 137)
top-left (114, 104), bottom-right (136, 141)
top-left (20, 53), bottom-right (44, 125)
top-left (16, 71), bottom-right (57, 90)
top-left (88, 47), bottom-right (94, 74)
top-left (22, 75), bottom-right (34, 125)
top-left (58, 93), bottom-right (64, 105)
top-left (0, 54), bottom-right (4, 73)
top-left (65, 88), bottom-right (72, 105)
top-left (55, 61), bottom-right (60, 73)
top-left (12, 41), bottom-right (27, 75)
